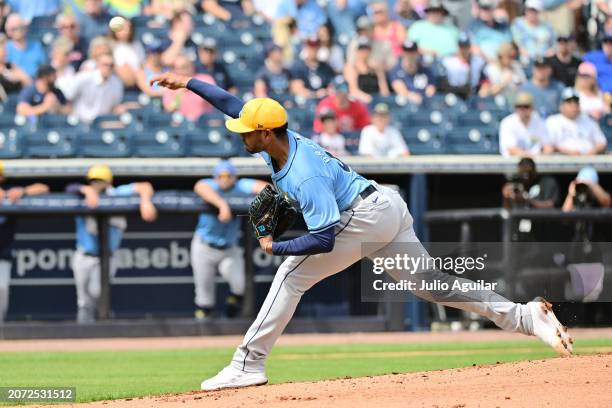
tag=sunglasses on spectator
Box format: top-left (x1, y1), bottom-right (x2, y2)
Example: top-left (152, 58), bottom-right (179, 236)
top-left (99, 61), bottom-right (114, 67)
top-left (8, 25), bottom-right (26, 32)
top-left (516, 105), bottom-right (532, 109)
top-left (59, 24), bottom-right (77, 30)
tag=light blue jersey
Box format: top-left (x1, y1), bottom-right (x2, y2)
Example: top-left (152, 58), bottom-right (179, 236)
top-left (195, 178), bottom-right (256, 247)
top-left (260, 130), bottom-right (370, 233)
top-left (75, 184), bottom-right (135, 255)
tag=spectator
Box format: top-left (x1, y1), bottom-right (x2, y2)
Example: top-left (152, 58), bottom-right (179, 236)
top-left (66, 164), bottom-right (156, 323)
top-left (540, 0), bottom-right (579, 38)
top-left (502, 157), bottom-right (559, 209)
top-left (520, 57), bottom-right (564, 117)
top-left (344, 37), bottom-right (390, 104)
top-left (484, 42), bottom-right (526, 101)
top-left (16, 65), bottom-right (70, 117)
top-left (583, 34), bottom-right (612, 94)
top-left (408, 0), bottom-right (459, 57)
top-left (358, 103), bottom-right (410, 157)
top-left (196, 38), bottom-right (236, 94)
top-left (546, 34), bottom-right (581, 87)
top-left (105, 0), bottom-right (145, 17)
top-left (55, 14), bottom-right (89, 71)
top-left (4, 0), bottom-right (61, 23)
top-left (313, 78), bottom-right (370, 133)
top-left (317, 23), bottom-right (344, 74)
top-left (439, 33), bottom-right (489, 99)
top-left (161, 10), bottom-right (197, 67)
top-left (546, 88), bottom-right (607, 155)
top-left (326, 0), bottom-right (359, 38)
top-left (346, 15), bottom-right (396, 71)
top-left (312, 109), bottom-right (350, 156)
top-left (63, 53), bottom-right (124, 124)
top-left (276, 0), bottom-right (326, 38)
top-left (162, 54), bottom-right (215, 121)
top-left (394, 0), bottom-right (420, 28)
top-left (389, 40), bottom-right (435, 105)
top-left (66, 0), bottom-right (113, 42)
top-left (109, 17), bottom-right (145, 88)
top-left (562, 166), bottom-right (611, 211)
top-left (4, 14), bottom-right (46, 78)
top-left (290, 37), bottom-right (335, 99)
top-left (0, 161), bottom-right (49, 323)
top-left (254, 43), bottom-right (292, 98)
top-left (143, 0), bottom-right (196, 19)
top-left (0, 33), bottom-right (30, 96)
top-left (191, 160), bottom-right (267, 320)
top-left (575, 62), bottom-right (610, 120)
top-left (49, 37), bottom-right (76, 95)
top-left (79, 36), bottom-right (113, 72)
top-left (200, 0), bottom-right (255, 22)
top-left (136, 41), bottom-right (168, 98)
top-left (499, 92), bottom-right (551, 157)
top-left (467, 0), bottom-right (513, 61)
top-left (370, 0), bottom-right (407, 57)
top-left (510, 0), bottom-right (555, 61)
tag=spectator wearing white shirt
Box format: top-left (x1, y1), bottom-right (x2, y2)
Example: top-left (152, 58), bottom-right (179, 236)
top-left (109, 17), bottom-right (145, 88)
top-left (499, 92), bottom-right (552, 157)
top-left (63, 53), bottom-right (124, 124)
top-left (574, 62), bottom-right (610, 121)
top-left (311, 109), bottom-right (349, 157)
top-left (546, 88), bottom-right (607, 155)
top-left (358, 103), bottom-right (410, 157)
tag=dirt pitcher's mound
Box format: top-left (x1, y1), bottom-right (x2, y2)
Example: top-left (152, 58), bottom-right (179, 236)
top-left (52, 354), bottom-right (612, 408)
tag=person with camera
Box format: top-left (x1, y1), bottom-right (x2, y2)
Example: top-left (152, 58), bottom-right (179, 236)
top-left (562, 166), bottom-right (611, 212)
top-left (502, 157), bottom-right (559, 210)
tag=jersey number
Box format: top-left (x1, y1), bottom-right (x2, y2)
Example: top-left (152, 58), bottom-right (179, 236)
top-left (325, 151), bottom-right (351, 172)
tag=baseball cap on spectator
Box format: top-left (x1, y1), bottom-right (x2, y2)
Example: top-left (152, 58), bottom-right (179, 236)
top-left (265, 43), bottom-right (282, 56)
top-left (514, 92), bottom-right (533, 107)
top-left (304, 36), bottom-right (320, 47)
top-left (577, 62), bottom-right (597, 78)
top-left (602, 33), bottom-right (612, 43)
top-left (199, 37), bottom-right (217, 50)
top-left (424, 0), bottom-right (448, 14)
top-left (557, 33), bottom-right (575, 42)
top-left (478, 0), bottom-right (496, 9)
top-left (357, 36), bottom-right (372, 49)
top-left (458, 32), bottom-right (470, 47)
top-left (145, 39), bottom-right (168, 54)
top-left (525, 0), bottom-right (543, 11)
top-left (36, 64), bottom-right (56, 78)
top-left (356, 16), bottom-right (372, 31)
top-left (533, 56), bottom-right (550, 67)
top-left (332, 77), bottom-right (349, 93)
top-left (87, 164), bottom-right (113, 183)
top-left (373, 103), bottom-right (390, 115)
top-left (576, 166), bottom-right (599, 184)
top-left (561, 87), bottom-right (580, 102)
top-left (319, 108), bottom-right (336, 121)
top-left (213, 160), bottom-right (236, 177)
top-left (402, 39), bottom-right (418, 52)
top-left (0, 160), bottom-right (4, 177)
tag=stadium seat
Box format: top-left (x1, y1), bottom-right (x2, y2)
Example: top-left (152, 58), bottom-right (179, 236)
top-left (424, 93), bottom-right (468, 114)
top-left (38, 114), bottom-right (81, 129)
top-left (142, 111), bottom-right (185, 128)
top-left (286, 108), bottom-right (315, 134)
top-left (79, 129), bottom-right (133, 158)
top-left (343, 131), bottom-right (361, 155)
top-left (0, 128), bottom-right (25, 158)
top-left (469, 95), bottom-right (510, 111)
top-left (454, 110), bottom-right (499, 128)
top-left (196, 111), bottom-right (227, 128)
top-left (445, 125), bottom-right (499, 154)
top-left (90, 113), bottom-right (136, 130)
top-left (186, 128), bottom-right (241, 157)
top-left (132, 127), bottom-right (187, 157)
top-left (402, 126), bottom-right (446, 155)
top-left (25, 128), bottom-right (78, 158)
top-left (396, 108), bottom-right (451, 130)
top-left (599, 114), bottom-right (612, 149)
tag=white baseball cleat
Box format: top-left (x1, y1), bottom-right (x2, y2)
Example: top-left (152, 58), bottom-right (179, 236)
top-left (201, 365), bottom-right (268, 391)
top-left (528, 297), bottom-right (573, 357)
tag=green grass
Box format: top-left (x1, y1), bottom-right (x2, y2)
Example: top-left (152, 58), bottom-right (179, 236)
top-left (0, 338), bottom-right (610, 404)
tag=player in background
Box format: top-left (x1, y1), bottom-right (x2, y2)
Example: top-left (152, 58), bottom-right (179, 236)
top-left (65, 165), bottom-right (157, 323)
top-left (151, 72), bottom-right (573, 391)
top-left (0, 160), bottom-right (49, 323)
top-left (192, 160), bottom-right (268, 320)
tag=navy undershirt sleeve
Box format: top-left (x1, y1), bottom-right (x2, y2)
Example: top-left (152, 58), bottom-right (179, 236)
top-left (186, 78), bottom-right (244, 118)
top-left (271, 227), bottom-right (335, 256)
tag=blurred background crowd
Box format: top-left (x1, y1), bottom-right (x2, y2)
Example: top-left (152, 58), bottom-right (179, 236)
top-left (0, 0), bottom-right (612, 158)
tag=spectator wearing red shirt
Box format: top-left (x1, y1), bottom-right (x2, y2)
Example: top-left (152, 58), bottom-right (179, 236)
top-left (313, 78), bottom-right (371, 133)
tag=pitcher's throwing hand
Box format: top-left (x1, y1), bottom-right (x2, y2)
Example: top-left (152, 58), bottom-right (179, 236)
top-left (150, 73), bottom-right (191, 90)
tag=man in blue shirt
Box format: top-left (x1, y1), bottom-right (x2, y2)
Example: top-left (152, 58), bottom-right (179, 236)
top-left (67, 165), bottom-right (157, 323)
top-left (5, 14), bottom-right (46, 78)
top-left (0, 160), bottom-right (49, 322)
top-left (289, 38), bottom-right (335, 99)
top-left (467, 0), bottom-right (513, 61)
top-left (16, 65), bottom-right (70, 118)
top-left (151, 71), bottom-right (574, 390)
top-left (583, 34), bottom-right (612, 94)
top-left (520, 57), bottom-right (564, 117)
top-left (389, 40), bottom-right (436, 105)
top-left (192, 160), bottom-right (267, 320)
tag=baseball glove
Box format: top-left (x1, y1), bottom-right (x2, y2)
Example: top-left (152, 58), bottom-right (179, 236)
top-left (249, 185), bottom-right (298, 239)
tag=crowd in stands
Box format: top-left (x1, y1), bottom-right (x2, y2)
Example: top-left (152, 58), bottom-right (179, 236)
top-left (0, 0), bottom-right (612, 158)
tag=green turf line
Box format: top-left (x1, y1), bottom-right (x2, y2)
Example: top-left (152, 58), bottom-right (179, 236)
top-left (0, 338), bottom-right (610, 404)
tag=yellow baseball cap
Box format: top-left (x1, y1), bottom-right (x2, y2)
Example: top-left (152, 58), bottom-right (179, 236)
top-left (87, 164), bottom-right (113, 182)
top-left (0, 160), bottom-right (4, 177)
top-left (225, 98), bottom-right (288, 134)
